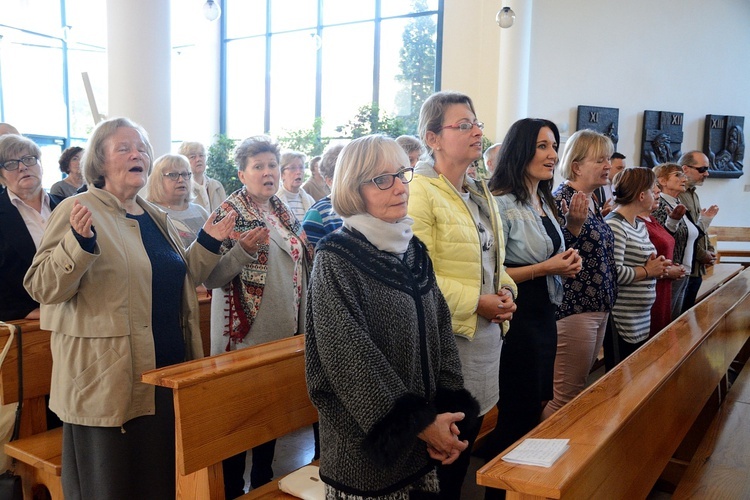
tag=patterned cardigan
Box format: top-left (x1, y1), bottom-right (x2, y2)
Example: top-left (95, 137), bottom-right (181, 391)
top-left (651, 197), bottom-right (690, 266)
top-left (305, 228), bottom-right (479, 497)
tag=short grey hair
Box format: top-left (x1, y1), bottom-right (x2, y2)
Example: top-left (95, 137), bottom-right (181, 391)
top-left (332, 135), bottom-right (410, 217)
top-left (83, 117), bottom-right (153, 189)
top-left (177, 141), bottom-right (206, 157)
top-left (234, 135), bottom-right (280, 171)
top-left (146, 154), bottom-right (194, 205)
top-left (280, 150), bottom-right (307, 173)
top-left (319, 143), bottom-right (345, 181)
top-left (559, 129), bottom-right (613, 181)
top-left (395, 135), bottom-right (423, 156)
top-left (0, 134), bottom-right (42, 184)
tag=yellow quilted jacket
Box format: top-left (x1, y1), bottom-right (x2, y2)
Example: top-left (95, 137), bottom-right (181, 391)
top-left (408, 163), bottom-right (517, 339)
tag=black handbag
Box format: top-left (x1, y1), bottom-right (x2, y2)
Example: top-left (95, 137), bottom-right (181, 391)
top-left (0, 322), bottom-right (23, 500)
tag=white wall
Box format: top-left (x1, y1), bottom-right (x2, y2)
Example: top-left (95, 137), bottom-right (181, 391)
top-left (442, 0), bottom-right (750, 227)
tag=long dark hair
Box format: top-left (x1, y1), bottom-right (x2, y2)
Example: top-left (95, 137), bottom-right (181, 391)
top-left (488, 118), bottom-right (560, 216)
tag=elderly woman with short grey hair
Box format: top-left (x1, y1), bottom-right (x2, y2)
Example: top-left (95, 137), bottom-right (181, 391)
top-left (276, 150), bottom-right (315, 221)
top-left (306, 134), bottom-right (478, 499)
top-left (204, 135), bottom-right (313, 497)
top-left (24, 116), bottom-right (233, 499)
top-left (0, 134), bottom-right (61, 321)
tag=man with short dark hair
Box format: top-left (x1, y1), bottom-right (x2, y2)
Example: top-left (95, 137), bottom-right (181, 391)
top-left (594, 152), bottom-right (626, 215)
top-left (678, 150), bottom-right (719, 312)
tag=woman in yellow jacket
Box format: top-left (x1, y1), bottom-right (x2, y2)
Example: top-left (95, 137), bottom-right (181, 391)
top-left (409, 91), bottom-right (517, 499)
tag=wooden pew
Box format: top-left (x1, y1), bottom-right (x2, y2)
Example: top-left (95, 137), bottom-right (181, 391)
top-left (695, 262), bottom-right (743, 303)
top-left (142, 335), bottom-right (317, 500)
top-left (711, 226), bottom-right (750, 264)
top-left (672, 357), bottom-right (750, 498)
top-left (1, 320), bottom-right (63, 500)
top-left (477, 268), bottom-right (750, 499)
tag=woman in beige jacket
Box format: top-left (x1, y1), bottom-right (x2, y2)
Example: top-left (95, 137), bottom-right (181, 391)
top-left (24, 117), bottom-right (234, 500)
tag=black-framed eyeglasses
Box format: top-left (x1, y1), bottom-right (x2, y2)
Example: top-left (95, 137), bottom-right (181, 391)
top-left (439, 120), bottom-right (484, 132)
top-left (364, 167), bottom-right (414, 190)
top-left (1, 155), bottom-right (38, 171)
top-left (163, 172), bottom-right (192, 181)
top-left (685, 165), bottom-right (709, 174)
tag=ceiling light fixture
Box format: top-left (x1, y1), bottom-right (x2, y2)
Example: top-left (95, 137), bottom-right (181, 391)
top-left (496, 6), bottom-right (515, 29)
top-left (203, 0), bottom-right (221, 22)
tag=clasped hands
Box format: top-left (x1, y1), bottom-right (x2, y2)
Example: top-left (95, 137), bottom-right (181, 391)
top-left (477, 288), bottom-right (517, 323)
top-left (644, 253), bottom-right (672, 279)
top-left (418, 412), bottom-right (468, 465)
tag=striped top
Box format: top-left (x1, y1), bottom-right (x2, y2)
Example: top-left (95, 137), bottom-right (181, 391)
top-left (605, 212), bottom-right (657, 343)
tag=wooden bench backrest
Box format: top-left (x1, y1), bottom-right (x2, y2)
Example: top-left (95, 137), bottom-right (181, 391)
top-left (0, 320), bottom-right (53, 436)
top-left (477, 268), bottom-right (750, 499)
top-left (142, 335), bottom-right (316, 477)
top-left (0, 321), bottom-right (52, 405)
top-left (711, 226), bottom-right (750, 242)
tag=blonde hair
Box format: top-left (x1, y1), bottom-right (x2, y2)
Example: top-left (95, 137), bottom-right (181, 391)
top-left (559, 129), bottom-right (614, 181)
top-left (146, 154), bottom-right (194, 205)
top-left (332, 135), bottom-right (410, 217)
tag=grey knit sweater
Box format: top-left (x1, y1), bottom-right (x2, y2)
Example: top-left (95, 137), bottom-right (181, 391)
top-left (305, 228), bottom-right (479, 497)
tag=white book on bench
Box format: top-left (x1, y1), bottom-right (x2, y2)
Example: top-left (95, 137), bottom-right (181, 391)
top-left (278, 465), bottom-right (325, 499)
top-left (502, 438), bottom-right (570, 467)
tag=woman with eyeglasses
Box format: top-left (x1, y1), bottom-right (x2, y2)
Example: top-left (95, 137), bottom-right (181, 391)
top-left (482, 119), bottom-right (582, 473)
top-left (24, 117), bottom-right (234, 499)
top-left (178, 141), bottom-right (227, 213)
top-left (651, 163), bottom-right (698, 319)
top-left (145, 154), bottom-right (209, 247)
top-left (0, 134), bottom-right (63, 321)
top-left (203, 135), bottom-right (313, 497)
top-left (306, 134), bottom-right (478, 499)
top-left (276, 150), bottom-right (316, 222)
top-left (408, 91), bottom-right (517, 499)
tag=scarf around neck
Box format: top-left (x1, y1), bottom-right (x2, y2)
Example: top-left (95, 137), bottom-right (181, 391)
top-left (216, 187), bottom-right (313, 350)
top-left (342, 213), bottom-right (414, 255)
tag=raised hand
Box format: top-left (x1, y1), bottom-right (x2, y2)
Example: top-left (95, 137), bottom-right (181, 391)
top-left (202, 211), bottom-right (236, 242)
top-left (237, 226), bottom-right (271, 255)
top-left (669, 204), bottom-right (687, 220)
top-left (70, 200), bottom-right (94, 238)
top-left (701, 205), bottom-right (719, 218)
top-left (562, 191), bottom-right (588, 236)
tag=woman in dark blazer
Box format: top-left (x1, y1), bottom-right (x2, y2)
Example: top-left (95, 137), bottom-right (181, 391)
top-left (0, 134), bottom-right (61, 320)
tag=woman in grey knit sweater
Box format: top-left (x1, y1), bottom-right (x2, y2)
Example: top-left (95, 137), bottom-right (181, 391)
top-left (306, 135), bottom-right (479, 499)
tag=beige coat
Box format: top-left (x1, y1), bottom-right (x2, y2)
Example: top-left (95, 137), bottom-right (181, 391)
top-left (24, 188), bottom-right (220, 427)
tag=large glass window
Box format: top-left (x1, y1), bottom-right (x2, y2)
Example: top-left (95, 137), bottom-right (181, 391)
top-left (222, 0), bottom-right (442, 140)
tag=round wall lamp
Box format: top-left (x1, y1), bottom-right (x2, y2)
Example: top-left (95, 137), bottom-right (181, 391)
top-left (496, 7), bottom-right (515, 28)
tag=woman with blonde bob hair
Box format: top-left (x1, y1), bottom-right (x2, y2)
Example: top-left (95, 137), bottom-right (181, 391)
top-left (543, 129), bottom-right (617, 418)
top-left (146, 154), bottom-right (209, 247)
top-left (307, 134), bottom-right (478, 499)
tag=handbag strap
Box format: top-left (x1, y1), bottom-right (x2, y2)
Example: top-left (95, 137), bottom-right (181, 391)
top-left (0, 322), bottom-right (22, 442)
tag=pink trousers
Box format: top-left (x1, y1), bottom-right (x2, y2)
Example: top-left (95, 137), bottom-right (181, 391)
top-left (542, 311), bottom-right (608, 419)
